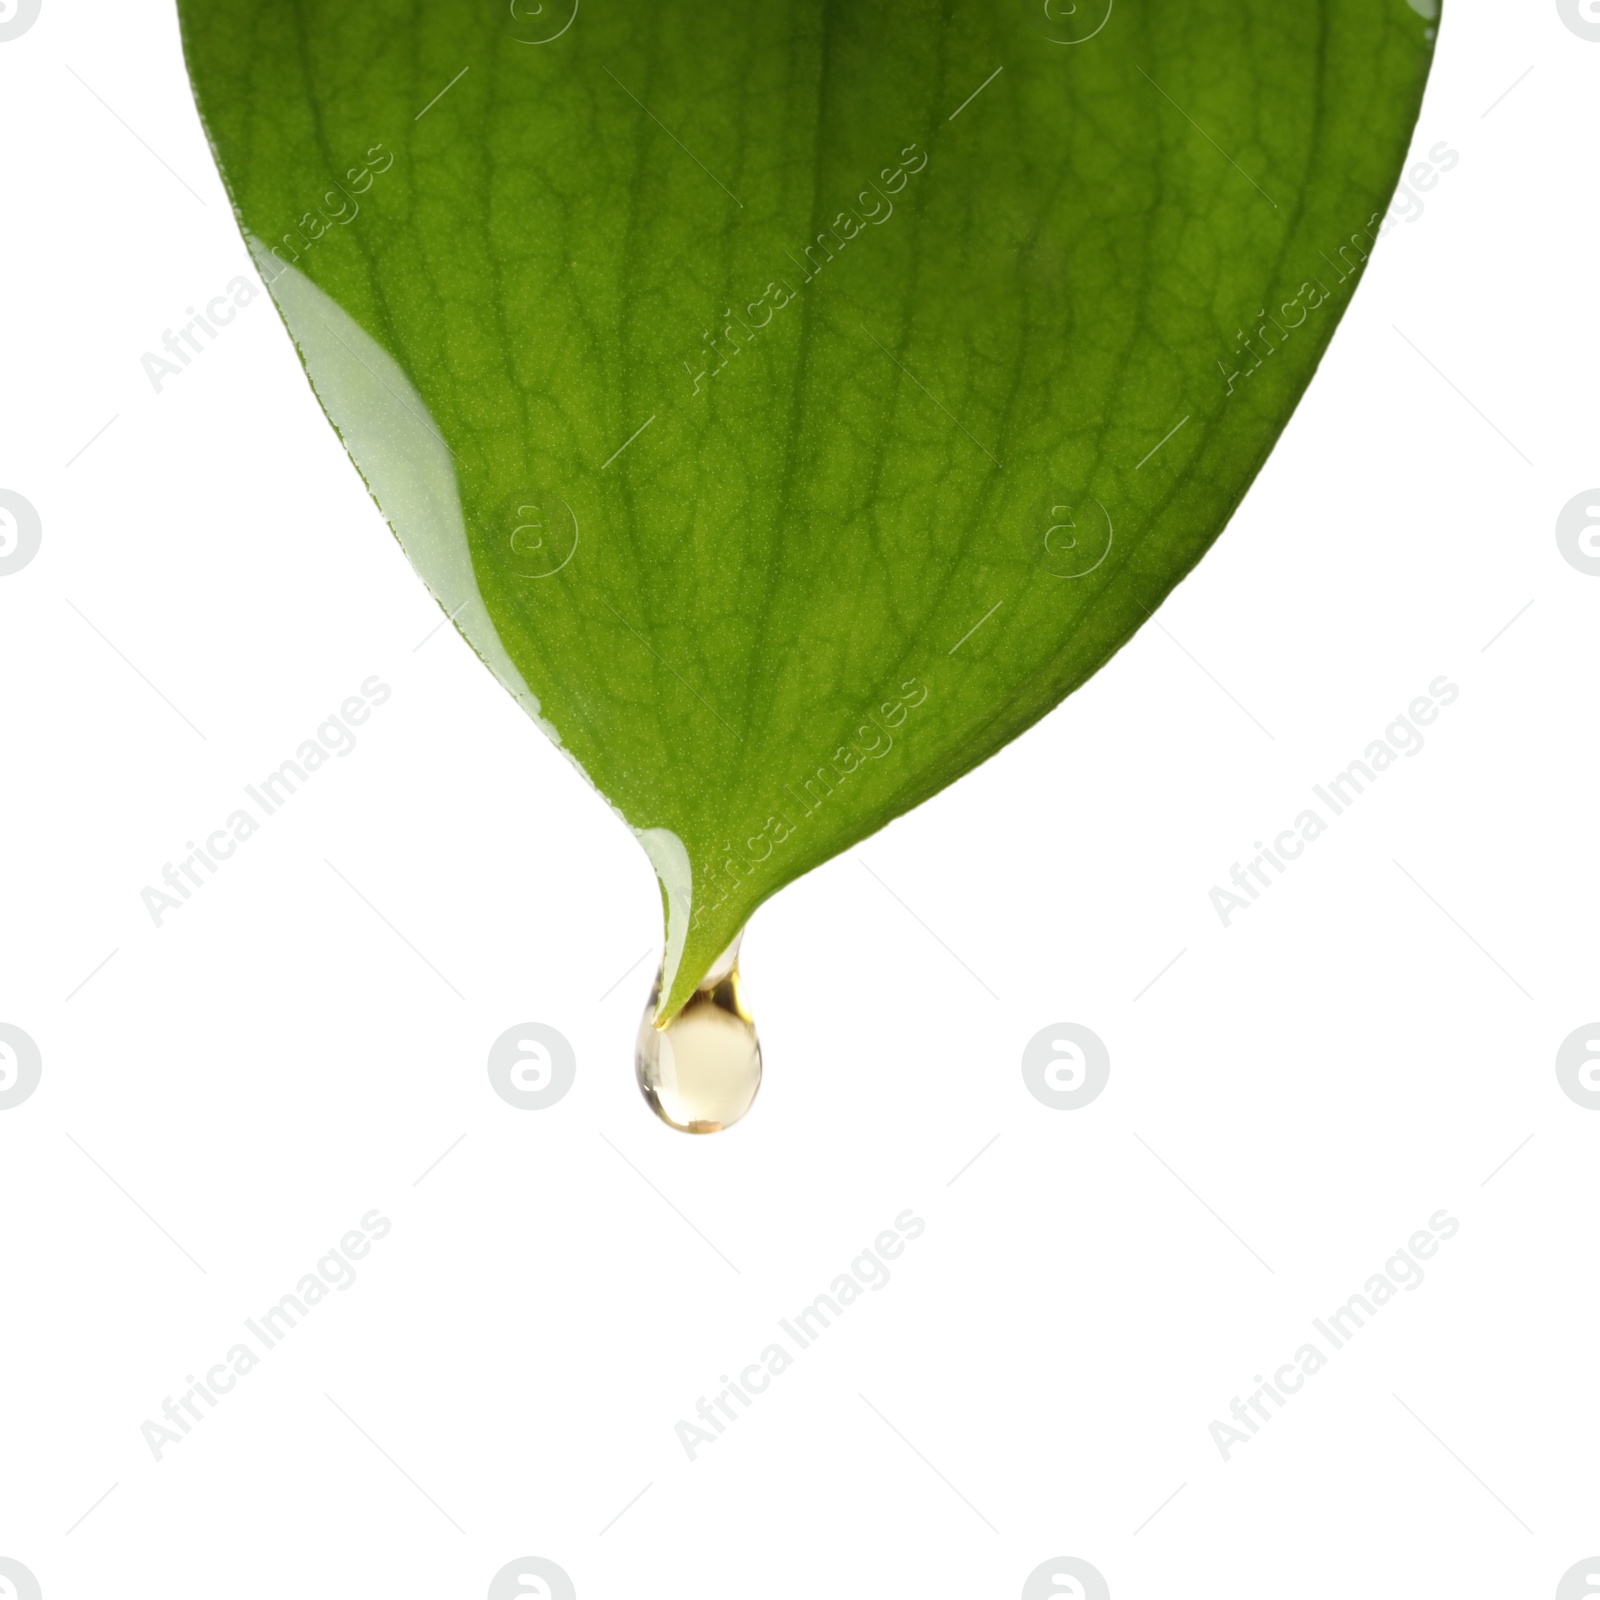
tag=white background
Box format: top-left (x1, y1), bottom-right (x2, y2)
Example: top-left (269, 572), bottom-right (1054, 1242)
top-left (2, 2), bottom-right (1597, 1597)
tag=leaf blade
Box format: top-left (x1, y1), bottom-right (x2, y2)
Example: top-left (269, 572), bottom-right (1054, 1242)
top-left (176, 0), bottom-right (1437, 1014)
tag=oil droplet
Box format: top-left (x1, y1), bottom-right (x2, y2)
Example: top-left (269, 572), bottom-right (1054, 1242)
top-left (636, 935), bottom-right (761, 1133)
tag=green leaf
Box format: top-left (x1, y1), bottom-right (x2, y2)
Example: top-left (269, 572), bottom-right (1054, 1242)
top-left (175, 0), bottom-right (1436, 1017)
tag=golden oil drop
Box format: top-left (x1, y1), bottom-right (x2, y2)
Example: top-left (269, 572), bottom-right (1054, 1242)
top-left (636, 935), bottom-right (761, 1133)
